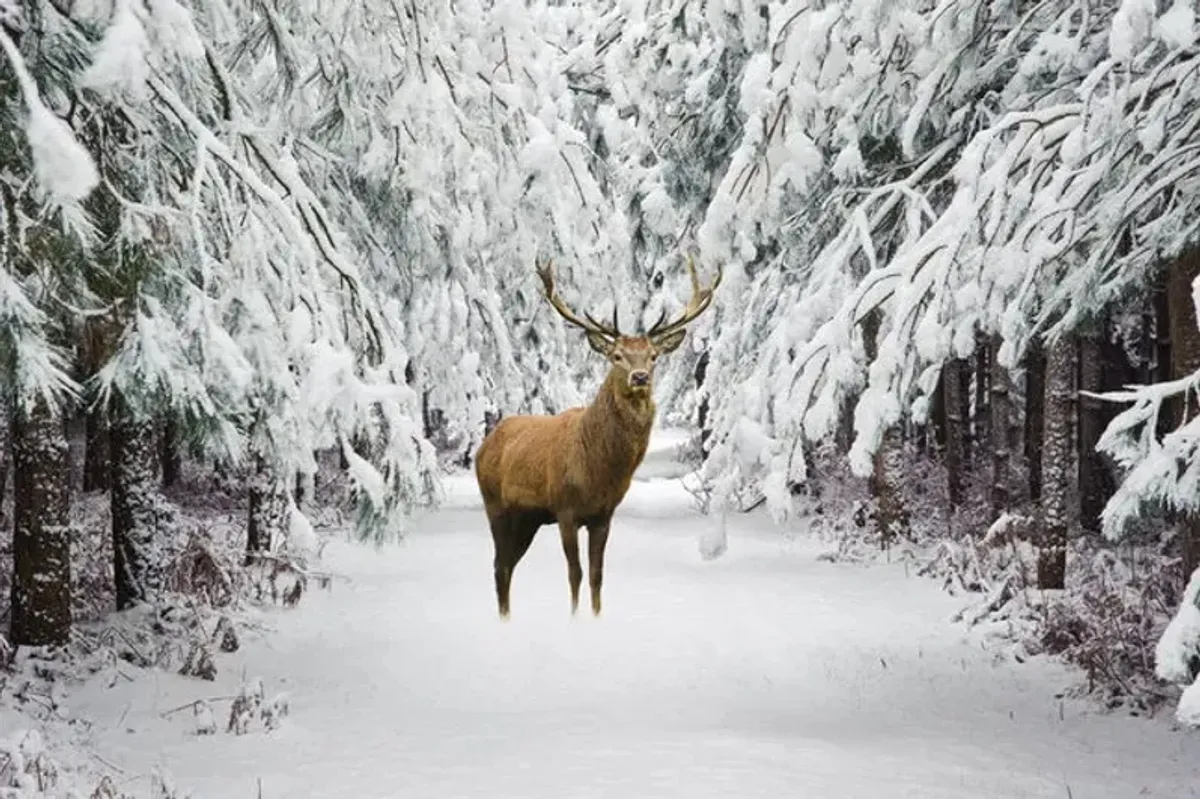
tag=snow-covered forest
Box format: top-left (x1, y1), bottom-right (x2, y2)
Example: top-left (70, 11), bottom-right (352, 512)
top-left (3, 0), bottom-right (1200, 795)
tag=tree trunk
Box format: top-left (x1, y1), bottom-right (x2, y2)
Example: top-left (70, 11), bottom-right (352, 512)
top-left (1076, 331), bottom-right (1106, 535)
top-left (111, 394), bottom-right (161, 610)
top-left (160, 415), bottom-right (181, 488)
top-left (9, 397), bottom-right (71, 647)
top-left (0, 389), bottom-right (9, 530)
top-left (862, 309), bottom-right (908, 546)
top-left (695, 349), bottom-right (712, 454)
top-left (1152, 280), bottom-right (1174, 438)
top-left (1168, 249), bottom-right (1200, 585)
top-left (930, 366), bottom-right (947, 452)
top-left (973, 332), bottom-right (990, 457)
top-left (958, 357), bottom-right (973, 466)
top-left (246, 454), bottom-right (287, 565)
top-left (943, 357), bottom-right (969, 509)
top-left (1038, 336), bottom-right (1074, 590)
top-left (873, 425), bottom-right (909, 547)
top-left (82, 403), bottom-right (109, 493)
top-left (1024, 339), bottom-right (1046, 503)
top-left (989, 334), bottom-right (1011, 515)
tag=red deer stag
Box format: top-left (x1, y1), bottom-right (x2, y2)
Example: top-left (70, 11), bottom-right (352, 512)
top-left (474, 256), bottom-right (722, 619)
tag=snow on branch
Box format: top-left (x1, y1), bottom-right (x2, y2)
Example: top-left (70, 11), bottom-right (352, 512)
top-left (1091, 370), bottom-right (1200, 541)
top-left (0, 24), bottom-right (98, 205)
top-left (685, 0), bottom-right (1200, 512)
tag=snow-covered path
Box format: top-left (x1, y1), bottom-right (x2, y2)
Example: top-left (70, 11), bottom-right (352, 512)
top-left (75, 439), bottom-right (1199, 798)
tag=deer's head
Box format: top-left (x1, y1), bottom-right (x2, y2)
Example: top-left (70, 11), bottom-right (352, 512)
top-left (537, 256), bottom-right (723, 397)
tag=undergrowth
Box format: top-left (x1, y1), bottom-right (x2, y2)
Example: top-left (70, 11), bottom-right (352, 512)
top-left (0, 450), bottom-right (344, 797)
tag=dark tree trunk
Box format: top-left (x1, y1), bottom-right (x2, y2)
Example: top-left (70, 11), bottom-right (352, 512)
top-left (989, 335), bottom-right (1012, 515)
top-left (930, 366), bottom-right (947, 452)
top-left (10, 397), bottom-right (71, 647)
top-left (160, 415), bottom-right (181, 488)
top-left (861, 309), bottom-right (908, 546)
top-left (1038, 336), bottom-right (1074, 590)
top-left (1150, 279), bottom-right (1174, 439)
top-left (111, 394), bottom-right (161, 610)
top-left (695, 349), bottom-right (712, 454)
top-left (82, 403), bottom-right (109, 492)
top-left (943, 358), bottom-right (969, 509)
top-left (0, 389), bottom-right (9, 530)
top-left (957, 357), bottom-right (973, 465)
top-left (246, 455), bottom-right (287, 565)
top-left (1168, 249), bottom-right (1200, 585)
top-left (873, 425), bottom-right (909, 547)
top-left (1024, 339), bottom-right (1046, 502)
top-left (973, 332), bottom-right (990, 456)
top-left (1076, 331), bottom-right (1106, 535)
top-left (835, 395), bottom-right (856, 455)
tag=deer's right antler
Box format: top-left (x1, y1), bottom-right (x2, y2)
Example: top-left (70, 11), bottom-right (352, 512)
top-left (537, 259), bottom-right (621, 340)
top-left (646, 255), bottom-right (723, 342)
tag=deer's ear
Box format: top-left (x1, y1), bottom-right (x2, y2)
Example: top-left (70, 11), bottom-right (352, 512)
top-left (585, 331), bottom-right (612, 355)
top-left (654, 329), bottom-right (687, 354)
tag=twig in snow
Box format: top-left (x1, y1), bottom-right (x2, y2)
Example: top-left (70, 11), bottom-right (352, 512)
top-left (159, 695), bottom-right (239, 718)
top-left (87, 750), bottom-right (129, 776)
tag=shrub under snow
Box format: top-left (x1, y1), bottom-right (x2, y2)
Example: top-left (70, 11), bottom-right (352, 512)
top-left (1155, 567), bottom-right (1200, 725)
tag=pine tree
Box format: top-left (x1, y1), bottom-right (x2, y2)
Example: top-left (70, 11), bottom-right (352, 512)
top-left (1038, 335), bottom-right (1074, 590)
top-left (943, 358), bottom-right (969, 509)
top-left (110, 391), bottom-right (160, 609)
top-left (988, 335), bottom-right (1012, 515)
top-left (9, 396), bottom-right (71, 646)
top-left (1024, 341), bottom-right (1046, 503)
top-left (1076, 329), bottom-right (1106, 535)
top-left (1167, 249), bottom-right (1200, 586)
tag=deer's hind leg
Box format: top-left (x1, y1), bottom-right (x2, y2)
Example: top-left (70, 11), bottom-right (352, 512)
top-left (488, 509), bottom-right (516, 619)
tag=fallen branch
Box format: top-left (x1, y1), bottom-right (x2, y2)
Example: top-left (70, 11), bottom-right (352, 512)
top-left (159, 695), bottom-right (239, 719)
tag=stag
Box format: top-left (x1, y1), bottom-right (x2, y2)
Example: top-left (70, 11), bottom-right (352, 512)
top-left (474, 256), bottom-right (722, 619)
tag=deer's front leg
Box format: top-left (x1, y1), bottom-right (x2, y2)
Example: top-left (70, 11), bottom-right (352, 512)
top-left (586, 518), bottom-right (611, 616)
top-left (558, 518), bottom-right (582, 615)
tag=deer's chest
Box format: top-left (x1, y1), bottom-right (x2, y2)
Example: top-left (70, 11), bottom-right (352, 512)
top-left (564, 437), bottom-right (649, 516)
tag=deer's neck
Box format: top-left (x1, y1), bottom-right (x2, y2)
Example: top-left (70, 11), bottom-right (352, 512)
top-left (577, 371), bottom-right (655, 478)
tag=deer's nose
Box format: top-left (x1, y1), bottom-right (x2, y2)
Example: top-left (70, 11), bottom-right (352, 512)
top-left (629, 370), bottom-right (650, 387)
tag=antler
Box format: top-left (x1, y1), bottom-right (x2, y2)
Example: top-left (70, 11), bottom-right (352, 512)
top-left (536, 259), bottom-right (621, 340)
top-left (647, 255), bottom-right (723, 342)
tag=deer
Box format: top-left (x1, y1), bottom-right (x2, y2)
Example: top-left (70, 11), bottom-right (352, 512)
top-left (474, 255), bottom-right (722, 619)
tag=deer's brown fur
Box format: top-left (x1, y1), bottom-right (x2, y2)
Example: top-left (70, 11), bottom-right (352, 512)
top-left (475, 258), bottom-right (721, 619)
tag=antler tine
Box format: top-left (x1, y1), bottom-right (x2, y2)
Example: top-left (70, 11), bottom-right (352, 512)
top-left (647, 255), bottom-right (723, 340)
top-left (536, 259), bottom-right (620, 340)
top-left (584, 305), bottom-right (622, 337)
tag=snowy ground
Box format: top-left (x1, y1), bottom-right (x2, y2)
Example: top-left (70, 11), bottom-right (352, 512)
top-left (67, 431), bottom-right (1200, 798)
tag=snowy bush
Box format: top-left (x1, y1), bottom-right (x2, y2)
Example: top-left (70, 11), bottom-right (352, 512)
top-left (226, 677), bottom-right (289, 736)
top-left (0, 729), bottom-right (61, 796)
top-left (1036, 546), bottom-right (1180, 712)
top-left (1156, 567), bottom-right (1200, 725)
